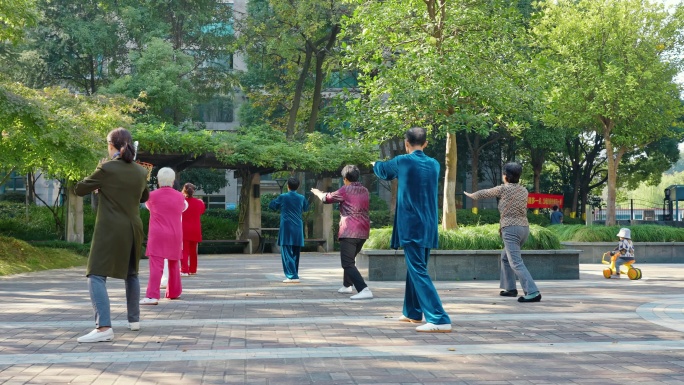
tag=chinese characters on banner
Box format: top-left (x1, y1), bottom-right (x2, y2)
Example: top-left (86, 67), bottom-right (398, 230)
top-left (527, 193), bottom-right (564, 209)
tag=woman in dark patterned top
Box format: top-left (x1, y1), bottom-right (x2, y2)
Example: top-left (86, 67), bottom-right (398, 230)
top-left (464, 162), bottom-right (541, 303)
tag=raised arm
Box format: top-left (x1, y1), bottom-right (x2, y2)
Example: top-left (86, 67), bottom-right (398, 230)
top-left (373, 158), bottom-right (399, 181)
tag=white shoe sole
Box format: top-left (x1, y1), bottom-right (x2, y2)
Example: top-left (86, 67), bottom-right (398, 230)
top-left (416, 323), bottom-right (452, 333)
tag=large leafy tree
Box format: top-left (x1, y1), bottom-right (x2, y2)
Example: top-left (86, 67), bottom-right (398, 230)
top-left (115, 0), bottom-right (236, 124)
top-left (5, 0), bottom-right (126, 95)
top-left (237, 0), bottom-right (348, 138)
top-left (533, 0), bottom-right (684, 225)
top-left (0, 80), bottom-right (137, 232)
top-left (0, 0), bottom-right (37, 44)
top-left (340, 0), bottom-right (529, 229)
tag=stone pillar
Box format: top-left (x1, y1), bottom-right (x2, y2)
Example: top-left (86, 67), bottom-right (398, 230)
top-left (313, 177), bottom-right (334, 252)
top-left (65, 185), bottom-right (84, 244)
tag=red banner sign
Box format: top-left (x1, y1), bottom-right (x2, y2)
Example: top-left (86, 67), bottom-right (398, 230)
top-left (527, 193), bottom-right (563, 209)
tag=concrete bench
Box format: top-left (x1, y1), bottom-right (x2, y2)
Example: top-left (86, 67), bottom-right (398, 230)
top-left (265, 239), bottom-right (328, 253)
top-left (200, 239), bottom-right (252, 254)
top-left (357, 249), bottom-right (581, 281)
top-left (144, 239), bottom-right (252, 254)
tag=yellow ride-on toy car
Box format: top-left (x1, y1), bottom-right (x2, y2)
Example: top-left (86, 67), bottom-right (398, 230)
top-left (601, 252), bottom-right (642, 280)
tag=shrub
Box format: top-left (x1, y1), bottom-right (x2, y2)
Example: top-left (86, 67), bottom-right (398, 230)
top-left (369, 194), bottom-right (388, 211)
top-left (202, 215), bottom-right (239, 240)
top-left (364, 224), bottom-right (561, 250)
top-left (0, 192), bottom-right (26, 203)
top-left (30, 241), bottom-right (91, 256)
top-left (0, 202), bottom-right (61, 241)
top-left (549, 224), bottom-right (684, 242)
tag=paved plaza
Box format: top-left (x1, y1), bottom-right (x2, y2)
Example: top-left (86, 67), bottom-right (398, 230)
top-left (1, 252), bottom-right (684, 384)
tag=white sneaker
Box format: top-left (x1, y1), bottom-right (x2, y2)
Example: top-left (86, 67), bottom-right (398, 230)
top-left (180, 273), bottom-right (190, 277)
top-left (160, 282), bottom-right (167, 289)
top-left (399, 315), bottom-right (422, 323)
top-left (140, 298), bottom-right (158, 305)
top-left (350, 287), bottom-right (373, 300)
top-left (337, 286), bottom-right (353, 294)
top-left (77, 328), bottom-right (114, 343)
top-left (282, 278), bottom-right (300, 283)
top-left (128, 322), bottom-right (140, 331)
top-left (415, 323), bottom-right (452, 333)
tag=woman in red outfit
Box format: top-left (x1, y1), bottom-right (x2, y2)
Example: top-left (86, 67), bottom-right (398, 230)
top-left (181, 183), bottom-right (206, 275)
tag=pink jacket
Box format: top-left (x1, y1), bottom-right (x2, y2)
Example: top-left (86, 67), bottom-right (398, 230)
top-left (145, 187), bottom-right (186, 260)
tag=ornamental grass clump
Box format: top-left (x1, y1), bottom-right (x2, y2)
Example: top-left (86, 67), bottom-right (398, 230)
top-left (364, 224), bottom-right (561, 250)
top-left (550, 224), bottom-right (684, 242)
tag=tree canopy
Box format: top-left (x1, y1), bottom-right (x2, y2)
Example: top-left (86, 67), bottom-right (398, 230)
top-left (533, 0), bottom-right (684, 225)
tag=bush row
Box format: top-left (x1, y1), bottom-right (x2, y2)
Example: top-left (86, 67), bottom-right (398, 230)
top-left (365, 224), bottom-right (561, 250)
top-left (548, 224), bottom-right (684, 242)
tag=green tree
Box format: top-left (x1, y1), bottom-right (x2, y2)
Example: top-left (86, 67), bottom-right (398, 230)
top-left (340, 0), bottom-right (529, 229)
top-left (0, 0), bottom-right (37, 43)
top-left (533, 0), bottom-right (684, 225)
top-left (0, 80), bottom-right (137, 232)
top-left (104, 38), bottom-right (195, 122)
top-left (180, 168), bottom-right (228, 195)
top-left (237, 0), bottom-right (347, 138)
top-left (4, 0), bottom-right (126, 95)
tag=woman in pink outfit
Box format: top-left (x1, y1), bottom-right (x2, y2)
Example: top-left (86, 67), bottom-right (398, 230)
top-left (181, 183), bottom-right (206, 275)
top-left (141, 167), bottom-right (187, 305)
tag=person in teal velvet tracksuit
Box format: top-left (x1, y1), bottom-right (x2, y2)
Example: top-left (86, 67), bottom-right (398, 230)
top-left (372, 127), bottom-right (452, 333)
top-left (269, 177), bottom-right (310, 283)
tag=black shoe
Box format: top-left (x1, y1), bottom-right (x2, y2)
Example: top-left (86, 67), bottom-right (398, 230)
top-left (499, 289), bottom-right (518, 297)
top-left (518, 293), bottom-right (542, 302)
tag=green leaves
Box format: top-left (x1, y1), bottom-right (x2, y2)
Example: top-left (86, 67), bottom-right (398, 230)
top-left (132, 123), bottom-right (375, 173)
top-left (0, 80), bottom-right (135, 181)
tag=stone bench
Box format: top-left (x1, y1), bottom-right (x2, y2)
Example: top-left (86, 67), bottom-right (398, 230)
top-left (144, 239), bottom-right (253, 254)
top-left (357, 249), bottom-right (581, 281)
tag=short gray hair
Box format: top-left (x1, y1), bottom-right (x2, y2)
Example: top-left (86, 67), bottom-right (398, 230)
top-left (157, 167), bottom-right (176, 187)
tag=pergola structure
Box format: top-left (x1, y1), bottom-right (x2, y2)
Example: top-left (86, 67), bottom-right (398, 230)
top-left (65, 151), bottom-right (334, 253)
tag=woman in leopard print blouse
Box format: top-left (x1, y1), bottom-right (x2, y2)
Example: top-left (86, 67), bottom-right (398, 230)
top-left (464, 162), bottom-right (541, 303)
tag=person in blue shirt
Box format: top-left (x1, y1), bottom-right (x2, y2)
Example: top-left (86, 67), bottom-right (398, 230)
top-left (550, 205), bottom-right (563, 225)
top-left (269, 177), bottom-right (310, 283)
top-left (372, 127), bottom-right (452, 333)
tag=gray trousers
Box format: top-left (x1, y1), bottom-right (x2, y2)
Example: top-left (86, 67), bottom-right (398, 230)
top-left (88, 261), bottom-right (140, 328)
top-left (500, 226), bottom-right (539, 295)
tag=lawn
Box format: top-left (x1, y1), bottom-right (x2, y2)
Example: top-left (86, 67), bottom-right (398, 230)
top-left (0, 236), bottom-right (87, 276)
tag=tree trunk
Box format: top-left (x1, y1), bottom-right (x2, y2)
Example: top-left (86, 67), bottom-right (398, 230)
top-left (530, 149), bottom-right (545, 193)
top-left (470, 134), bottom-right (480, 208)
top-left (89, 54), bottom-right (96, 95)
top-left (602, 120), bottom-right (622, 226)
top-left (442, 132), bottom-right (458, 229)
top-left (287, 45), bottom-right (313, 138)
top-left (307, 25), bottom-right (340, 134)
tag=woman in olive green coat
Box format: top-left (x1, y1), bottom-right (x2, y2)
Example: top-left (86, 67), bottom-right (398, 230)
top-left (74, 128), bottom-right (150, 343)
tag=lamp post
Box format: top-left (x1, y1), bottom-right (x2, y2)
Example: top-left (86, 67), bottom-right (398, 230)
top-left (275, 178), bottom-right (287, 194)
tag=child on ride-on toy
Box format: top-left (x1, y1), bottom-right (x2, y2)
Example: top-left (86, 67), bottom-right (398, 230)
top-left (608, 228), bottom-right (634, 279)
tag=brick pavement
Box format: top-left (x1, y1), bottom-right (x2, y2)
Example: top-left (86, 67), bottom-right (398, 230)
top-left (1, 253), bottom-right (684, 384)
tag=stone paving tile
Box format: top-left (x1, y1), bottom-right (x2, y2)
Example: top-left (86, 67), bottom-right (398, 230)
top-left (2, 254), bottom-right (684, 384)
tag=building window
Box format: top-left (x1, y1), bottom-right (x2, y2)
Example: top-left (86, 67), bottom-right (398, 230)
top-left (194, 95), bottom-right (234, 123)
top-left (201, 195), bottom-right (226, 210)
top-left (1, 171), bottom-right (26, 192)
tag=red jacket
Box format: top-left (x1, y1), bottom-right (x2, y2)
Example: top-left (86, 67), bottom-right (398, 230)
top-left (182, 197), bottom-right (206, 242)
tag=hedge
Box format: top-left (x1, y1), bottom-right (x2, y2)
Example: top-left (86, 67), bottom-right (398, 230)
top-left (364, 224), bottom-right (561, 250)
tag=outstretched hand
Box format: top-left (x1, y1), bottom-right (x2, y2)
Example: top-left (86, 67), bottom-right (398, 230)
top-left (310, 188), bottom-right (326, 201)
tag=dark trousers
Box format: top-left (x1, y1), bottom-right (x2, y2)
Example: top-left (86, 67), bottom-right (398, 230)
top-left (340, 238), bottom-right (368, 292)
